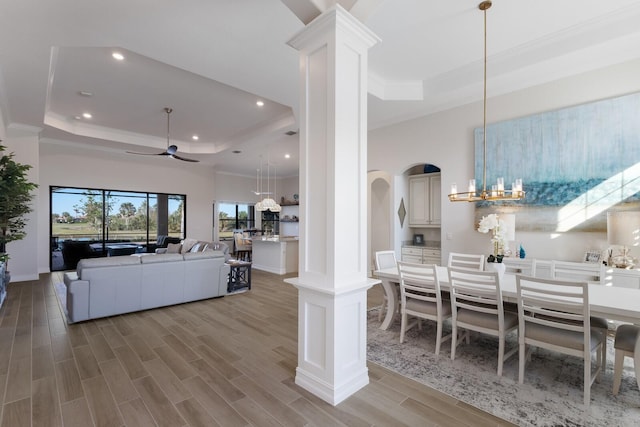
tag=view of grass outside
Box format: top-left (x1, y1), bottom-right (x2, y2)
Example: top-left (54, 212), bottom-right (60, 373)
top-left (51, 187), bottom-right (185, 246)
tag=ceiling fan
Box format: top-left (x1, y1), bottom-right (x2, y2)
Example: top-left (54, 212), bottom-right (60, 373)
top-left (127, 107), bottom-right (199, 163)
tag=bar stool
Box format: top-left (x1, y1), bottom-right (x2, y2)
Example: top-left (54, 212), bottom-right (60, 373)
top-left (613, 324), bottom-right (640, 395)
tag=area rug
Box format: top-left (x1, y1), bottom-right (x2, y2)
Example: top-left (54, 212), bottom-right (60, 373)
top-left (366, 309), bottom-right (640, 427)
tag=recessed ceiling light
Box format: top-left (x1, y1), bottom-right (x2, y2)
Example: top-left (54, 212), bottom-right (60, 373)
top-left (112, 52), bottom-right (125, 61)
top-left (256, 100), bottom-right (264, 107)
top-left (192, 135), bottom-right (199, 141)
top-left (78, 91), bottom-right (93, 97)
top-left (74, 116), bottom-right (81, 120)
top-left (284, 154), bottom-right (290, 159)
top-left (82, 112), bottom-right (92, 119)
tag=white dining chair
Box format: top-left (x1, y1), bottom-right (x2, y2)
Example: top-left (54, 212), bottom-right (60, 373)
top-left (516, 275), bottom-right (604, 407)
top-left (375, 250), bottom-right (398, 322)
top-left (550, 260), bottom-right (605, 285)
top-left (448, 252), bottom-right (485, 271)
top-left (449, 267), bottom-right (518, 376)
top-left (397, 261), bottom-right (452, 355)
top-left (613, 324), bottom-right (640, 396)
top-left (502, 258), bottom-right (537, 276)
top-left (550, 259), bottom-right (609, 366)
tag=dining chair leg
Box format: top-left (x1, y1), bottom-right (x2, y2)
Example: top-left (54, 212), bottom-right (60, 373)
top-left (400, 313), bottom-right (407, 344)
top-left (600, 336), bottom-right (607, 378)
top-left (498, 337), bottom-right (505, 377)
top-left (613, 350), bottom-right (624, 395)
top-left (435, 322), bottom-right (442, 356)
top-left (518, 342), bottom-right (525, 384)
top-left (584, 355), bottom-right (591, 407)
top-left (451, 324), bottom-right (458, 360)
top-left (596, 342), bottom-right (603, 384)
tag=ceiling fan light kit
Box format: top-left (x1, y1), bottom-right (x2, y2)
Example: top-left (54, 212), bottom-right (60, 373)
top-left (126, 107), bottom-right (199, 163)
top-left (448, 1), bottom-right (525, 203)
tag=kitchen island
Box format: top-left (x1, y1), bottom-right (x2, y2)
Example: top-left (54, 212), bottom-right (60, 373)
top-left (251, 236), bottom-right (299, 275)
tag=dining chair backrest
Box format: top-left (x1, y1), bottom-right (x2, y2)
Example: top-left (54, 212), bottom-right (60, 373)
top-left (397, 261), bottom-right (451, 354)
top-left (550, 260), bottom-right (605, 285)
top-left (448, 267), bottom-right (517, 376)
top-left (502, 258), bottom-right (537, 276)
top-left (449, 267), bottom-right (504, 323)
top-left (398, 261), bottom-right (442, 307)
top-left (448, 252), bottom-right (485, 271)
top-left (233, 229), bottom-right (251, 251)
top-left (375, 250), bottom-right (397, 270)
top-left (515, 274), bottom-right (602, 406)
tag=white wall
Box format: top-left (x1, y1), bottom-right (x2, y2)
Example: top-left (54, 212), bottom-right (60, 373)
top-left (368, 58), bottom-right (640, 263)
top-left (3, 126), bottom-right (40, 282)
top-left (214, 172), bottom-right (298, 205)
top-left (39, 142), bottom-right (216, 276)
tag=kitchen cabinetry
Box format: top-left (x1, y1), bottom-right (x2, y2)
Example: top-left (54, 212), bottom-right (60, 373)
top-left (408, 173), bottom-right (441, 227)
top-left (401, 246), bottom-right (441, 265)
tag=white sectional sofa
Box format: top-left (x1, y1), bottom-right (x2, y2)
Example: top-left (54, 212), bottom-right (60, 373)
top-left (63, 251), bottom-right (230, 323)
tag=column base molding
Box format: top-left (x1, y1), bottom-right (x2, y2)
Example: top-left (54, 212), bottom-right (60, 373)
top-left (295, 365), bottom-right (369, 406)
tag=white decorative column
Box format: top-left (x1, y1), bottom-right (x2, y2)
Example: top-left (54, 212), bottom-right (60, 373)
top-left (285, 5), bottom-right (380, 405)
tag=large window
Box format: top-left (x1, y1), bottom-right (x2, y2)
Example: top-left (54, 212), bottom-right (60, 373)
top-left (50, 186), bottom-right (186, 271)
top-left (218, 202), bottom-right (255, 240)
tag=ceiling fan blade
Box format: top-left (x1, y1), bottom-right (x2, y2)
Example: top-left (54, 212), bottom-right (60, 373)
top-left (126, 150), bottom-right (170, 156)
top-left (170, 153), bottom-right (200, 163)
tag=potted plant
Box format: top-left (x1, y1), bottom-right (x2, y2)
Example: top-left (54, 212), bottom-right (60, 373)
top-left (0, 144), bottom-right (38, 282)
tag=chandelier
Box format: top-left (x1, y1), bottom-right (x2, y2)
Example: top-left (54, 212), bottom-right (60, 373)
top-left (255, 157), bottom-right (281, 213)
top-left (448, 1), bottom-right (525, 202)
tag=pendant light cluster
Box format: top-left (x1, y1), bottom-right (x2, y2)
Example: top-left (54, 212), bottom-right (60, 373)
top-left (448, 1), bottom-right (525, 202)
top-left (255, 156), bottom-right (281, 213)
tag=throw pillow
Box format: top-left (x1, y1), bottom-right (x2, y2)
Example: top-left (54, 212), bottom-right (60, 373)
top-left (167, 243), bottom-right (182, 254)
top-left (181, 238), bottom-right (198, 254)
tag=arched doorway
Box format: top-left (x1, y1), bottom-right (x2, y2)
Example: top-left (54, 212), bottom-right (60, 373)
top-left (368, 171), bottom-right (392, 273)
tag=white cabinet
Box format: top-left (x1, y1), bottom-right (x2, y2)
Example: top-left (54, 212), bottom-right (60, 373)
top-left (408, 173), bottom-right (441, 227)
top-left (401, 246), bottom-right (441, 265)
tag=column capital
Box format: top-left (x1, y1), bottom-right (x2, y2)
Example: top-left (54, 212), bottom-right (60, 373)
top-left (287, 4), bottom-right (380, 52)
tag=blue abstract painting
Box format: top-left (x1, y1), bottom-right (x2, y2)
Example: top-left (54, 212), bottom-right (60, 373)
top-left (474, 92), bottom-right (640, 232)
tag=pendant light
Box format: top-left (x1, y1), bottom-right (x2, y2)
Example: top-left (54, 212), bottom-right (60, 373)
top-left (255, 155), bottom-right (281, 212)
top-left (448, 1), bottom-right (525, 202)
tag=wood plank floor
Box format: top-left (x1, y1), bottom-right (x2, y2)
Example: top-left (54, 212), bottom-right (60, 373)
top-left (0, 270), bottom-right (515, 427)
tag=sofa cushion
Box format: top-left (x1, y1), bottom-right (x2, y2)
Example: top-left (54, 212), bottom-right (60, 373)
top-left (140, 253), bottom-right (184, 264)
top-left (166, 243), bottom-right (182, 253)
top-left (77, 255), bottom-right (141, 278)
top-left (181, 238), bottom-right (199, 254)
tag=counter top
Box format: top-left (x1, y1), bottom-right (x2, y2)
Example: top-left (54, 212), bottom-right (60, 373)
top-left (252, 236), bottom-right (299, 243)
top-left (403, 240), bottom-right (440, 249)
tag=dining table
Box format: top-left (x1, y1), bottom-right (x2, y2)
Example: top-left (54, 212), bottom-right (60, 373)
top-left (374, 266), bottom-right (640, 331)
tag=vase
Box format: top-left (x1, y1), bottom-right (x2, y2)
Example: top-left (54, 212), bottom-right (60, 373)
top-left (486, 262), bottom-right (506, 278)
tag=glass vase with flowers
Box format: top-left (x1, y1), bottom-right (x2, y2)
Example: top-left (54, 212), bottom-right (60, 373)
top-left (477, 213), bottom-right (509, 263)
